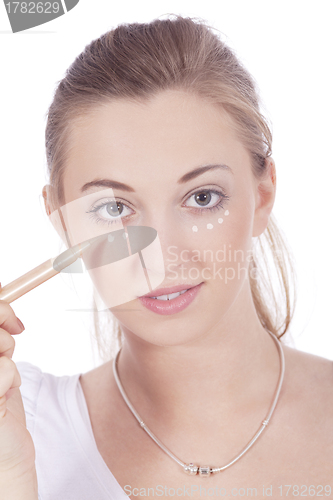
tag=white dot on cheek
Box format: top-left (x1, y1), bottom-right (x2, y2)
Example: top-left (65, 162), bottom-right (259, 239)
top-left (192, 225), bottom-right (198, 232)
top-left (207, 223), bottom-right (213, 229)
top-left (218, 218), bottom-right (223, 224)
top-left (224, 210), bottom-right (229, 216)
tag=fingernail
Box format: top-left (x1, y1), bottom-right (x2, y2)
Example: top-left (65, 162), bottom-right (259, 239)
top-left (16, 318), bottom-right (25, 332)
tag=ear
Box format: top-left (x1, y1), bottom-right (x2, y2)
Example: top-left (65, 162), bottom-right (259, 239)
top-left (42, 184), bottom-right (70, 246)
top-left (252, 158), bottom-right (276, 238)
top-left (42, 185), bottom-right (52, 216)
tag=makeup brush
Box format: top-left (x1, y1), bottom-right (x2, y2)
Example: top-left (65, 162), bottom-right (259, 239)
top-left (0, 225), bottom-right (157, 304)
top-left (0, 239), bottom-right (92, 304)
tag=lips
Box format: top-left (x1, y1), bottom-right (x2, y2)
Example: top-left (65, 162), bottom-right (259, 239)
top-left (140, 283), bottom-right (200, 298)
top-left (138, 282), bottom-right (204, 315)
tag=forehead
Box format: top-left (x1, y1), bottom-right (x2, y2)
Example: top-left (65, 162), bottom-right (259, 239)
top-left (63, 89), bottom-right (250, 200)
top-left (68, 89), bottom-right (240, 149)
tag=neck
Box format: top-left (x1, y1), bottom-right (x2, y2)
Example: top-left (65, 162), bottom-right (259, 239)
top-left (114, 288), bottom-right (282, 437)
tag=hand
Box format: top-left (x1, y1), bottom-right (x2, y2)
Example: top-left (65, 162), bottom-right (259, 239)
top-left (0, 298), bottom-right (38, 496)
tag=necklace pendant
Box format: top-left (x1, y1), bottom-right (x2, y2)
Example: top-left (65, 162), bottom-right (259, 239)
top-left (198, 466), bottom-right (211, 477)
top-left (184, 463), bottom-right (198, 475)
top-left (184, 464), bottom-right (211, 476)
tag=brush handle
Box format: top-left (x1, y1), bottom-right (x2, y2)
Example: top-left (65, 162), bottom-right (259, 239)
top-left (0, 239), bottom-right (92, 304)
top-left (0, 258), bottom-right (58, 304)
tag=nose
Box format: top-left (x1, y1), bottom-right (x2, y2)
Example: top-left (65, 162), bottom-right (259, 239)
top-left (141, 213), bottom-right (179, 257)
top-left (138, 215), bottom-right (192, 282)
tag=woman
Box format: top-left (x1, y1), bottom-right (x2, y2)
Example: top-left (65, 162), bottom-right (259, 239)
top-left (1, 14), bottom-right (332, 500)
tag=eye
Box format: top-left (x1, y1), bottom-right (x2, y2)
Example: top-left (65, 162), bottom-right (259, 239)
top-left (184, 189), bottom-right (229, 213)
top-left (86, 199), bottom-right (133, 226)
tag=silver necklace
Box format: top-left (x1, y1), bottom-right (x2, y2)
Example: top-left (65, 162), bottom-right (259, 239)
top-left (112, 330), bottom-right (285, 477)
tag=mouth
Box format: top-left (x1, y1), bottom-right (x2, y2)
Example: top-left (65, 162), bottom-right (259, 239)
top-left (149, 289), bottom-right (188, 301)
top-left (140, 283), bottom-right (201, 300)
top-left (138, 282), bottom-right (204, 315)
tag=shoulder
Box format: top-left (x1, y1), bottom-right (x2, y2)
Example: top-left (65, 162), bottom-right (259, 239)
top-left (278, 344), bottom-right (333, 470)
top-left (255, 344), bottom-right (333, 482)
top-left (16, 361), bottom-right (44, 416)
top-left (281, 344), bottom-right (333, 412)
top-left (16, 361), bottom-right (78, 417)
top-left (281, 343), bottom-right (333, 395)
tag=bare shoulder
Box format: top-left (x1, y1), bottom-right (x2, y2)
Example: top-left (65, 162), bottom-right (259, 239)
top-left (259, 343), bottom-right (333, 482)
top-left (278, 344), bottom-right (333, 467)
top-left (281, 343), bottom-right (333, 394)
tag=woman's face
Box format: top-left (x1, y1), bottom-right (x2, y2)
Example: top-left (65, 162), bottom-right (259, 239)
top-left (58, 89), bottom-right (274, 346)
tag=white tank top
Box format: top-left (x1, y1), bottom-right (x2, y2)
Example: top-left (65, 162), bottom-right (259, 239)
top-left (16, 361), bottom-right (129, 500)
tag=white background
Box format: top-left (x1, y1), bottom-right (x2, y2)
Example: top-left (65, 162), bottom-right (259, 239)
top-left (0, 1), bottom-right (332, 376)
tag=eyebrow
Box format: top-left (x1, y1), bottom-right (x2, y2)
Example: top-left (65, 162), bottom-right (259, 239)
top-left (80, 163), bottom-right (232, 193)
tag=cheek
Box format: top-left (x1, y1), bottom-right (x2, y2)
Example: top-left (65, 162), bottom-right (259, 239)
top-left (88, 256), bottom-right (148, 309)
top-left (165, 202), bottom-right (253, 288)
top-left (227, 204), bottom-right (254, 253)
top-left (85, 226), bottom-right (167, 310)
top-left (180, 202), bottom-right (253, 260)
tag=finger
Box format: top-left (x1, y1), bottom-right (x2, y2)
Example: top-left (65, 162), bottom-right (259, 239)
top-left (0, 301), bottom-right (25, 335)
top-left (0, 329), bottom-right (16, 359)
top-left (0, 357), bottom-right (21, 400)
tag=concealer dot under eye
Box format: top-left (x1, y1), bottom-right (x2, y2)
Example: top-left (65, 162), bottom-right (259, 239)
top-left (192, 208), bottom-right (230, 232)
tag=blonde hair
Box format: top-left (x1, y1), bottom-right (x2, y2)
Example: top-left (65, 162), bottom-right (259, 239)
top-left (45, 14), bottom-right (297, 362)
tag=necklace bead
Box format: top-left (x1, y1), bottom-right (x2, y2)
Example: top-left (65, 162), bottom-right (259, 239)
top-left (199, 466), bottom-right (211, 476)
top-left (184, 464), bottom-right (212, 476)
top-left (184, 463), bottom-right (198, 475)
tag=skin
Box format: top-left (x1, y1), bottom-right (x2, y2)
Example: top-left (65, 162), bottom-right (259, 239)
top-left (43, 89), bottom-right (333, 496)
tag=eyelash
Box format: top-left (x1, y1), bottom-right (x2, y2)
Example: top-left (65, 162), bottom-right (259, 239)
top-left (86, 188), bottom-right (230, 226)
